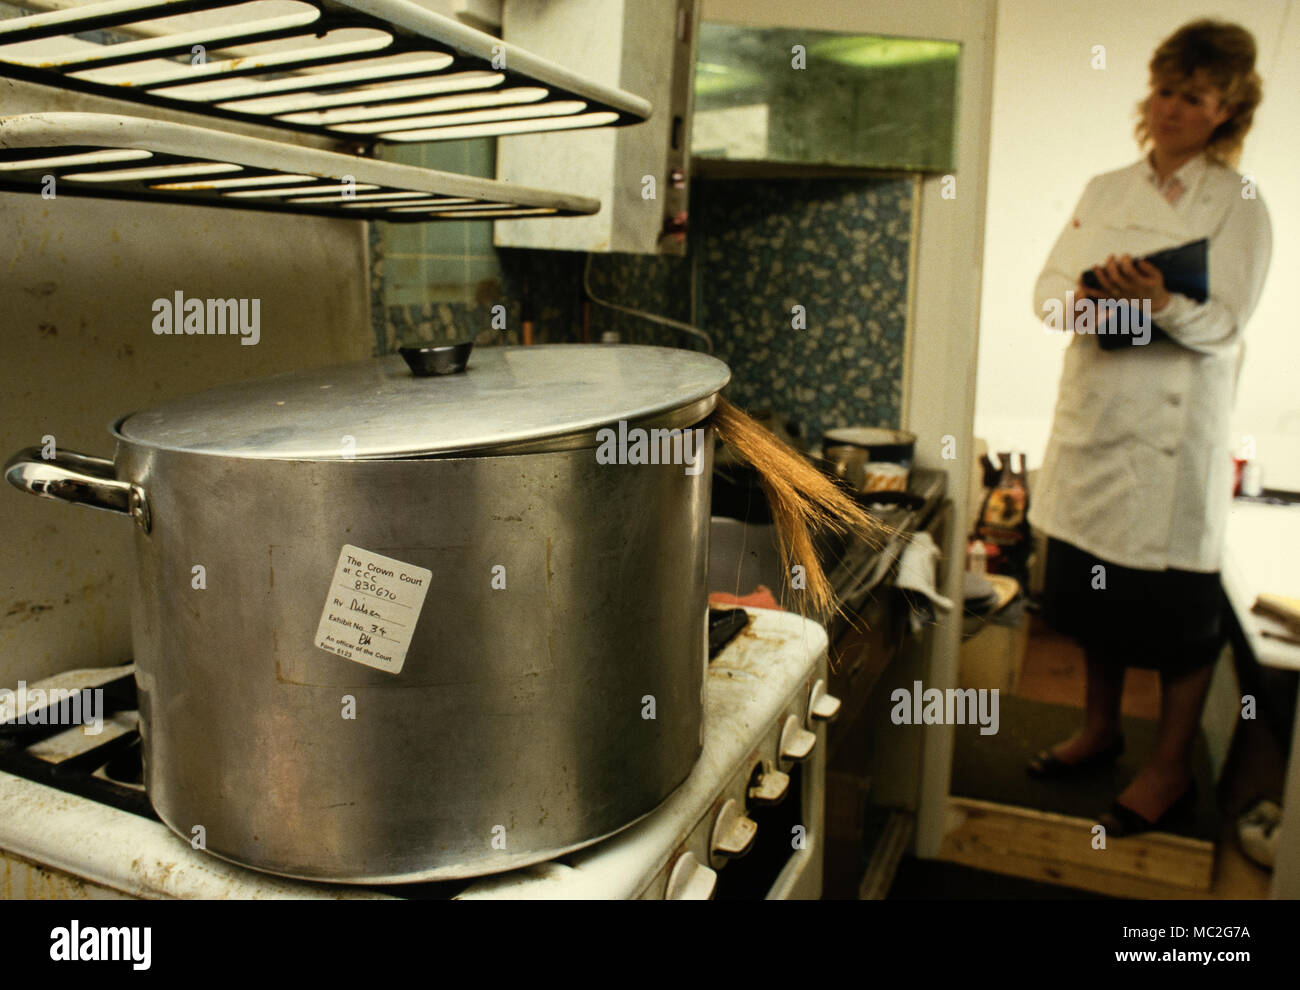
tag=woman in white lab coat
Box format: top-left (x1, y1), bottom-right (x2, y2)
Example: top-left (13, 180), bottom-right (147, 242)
top-left (1024, 19), bottom-right (1272, 835)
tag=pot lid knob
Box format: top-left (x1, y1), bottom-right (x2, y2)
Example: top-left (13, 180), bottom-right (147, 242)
top-left (399, 341), bottom-right (473, 377)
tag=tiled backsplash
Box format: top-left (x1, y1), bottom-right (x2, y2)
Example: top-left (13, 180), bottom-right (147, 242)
top-left (372, 149), bottom-right (914, 443)
top-left (694, 177), bottom-right (914, 440)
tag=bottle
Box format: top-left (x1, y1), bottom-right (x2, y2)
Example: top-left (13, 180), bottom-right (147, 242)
top-left (976, 452), bottom-right (1030, 582)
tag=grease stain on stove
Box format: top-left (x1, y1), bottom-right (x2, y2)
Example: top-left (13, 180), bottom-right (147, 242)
top-left (129, 855), bottom-right (178, 890)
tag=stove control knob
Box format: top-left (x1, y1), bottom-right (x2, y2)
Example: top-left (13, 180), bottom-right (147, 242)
top-left (808, 679), bottom-right (842, 724)
top-left (779, 714), bottom-right (817, 765)
top-left (748, 766), bottom-right (790, 806)
top-left (709, 798), bottom-right (758, 867)
top-left (665, 851), bottom-right (717, 900)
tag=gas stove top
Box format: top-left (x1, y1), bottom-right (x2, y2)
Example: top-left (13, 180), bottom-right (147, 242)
top-left (824, 467), bottom-right (947, 611)
top-left (0, 665), bottom-right (149, 821)
top-left (709, 466), bottom-right (947, 643)
top-left (0, 608), bottom-right (830, 899)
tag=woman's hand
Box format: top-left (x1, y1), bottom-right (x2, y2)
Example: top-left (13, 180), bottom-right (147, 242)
top-left (1087, 254), bottom-right (1171, 311)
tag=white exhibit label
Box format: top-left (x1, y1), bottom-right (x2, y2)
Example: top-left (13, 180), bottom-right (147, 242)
top-left (314, 545), bottom-right (431, 674)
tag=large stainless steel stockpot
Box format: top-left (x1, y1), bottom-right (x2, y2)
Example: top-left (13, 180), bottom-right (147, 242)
top-left (6, 344), bottom-right (730, 882)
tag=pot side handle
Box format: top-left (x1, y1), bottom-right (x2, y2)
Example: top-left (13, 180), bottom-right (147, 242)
top-left (4, 447), bottom-right (151, 533)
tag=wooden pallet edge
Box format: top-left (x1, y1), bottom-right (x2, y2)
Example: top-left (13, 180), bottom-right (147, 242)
top-left (938, 835), bottom-right (1212, 900)
top-left (942, 797), bottom-right (1214, 893)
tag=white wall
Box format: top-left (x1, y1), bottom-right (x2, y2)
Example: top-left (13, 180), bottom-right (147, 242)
top-left (0, 78), bottom-right (372, 686)
top-left (976, 0), bottom-right (1299, 488)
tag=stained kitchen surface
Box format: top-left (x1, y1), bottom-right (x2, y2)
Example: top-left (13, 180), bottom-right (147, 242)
top-left (0, 0), bottom-right (1297, 952)
top-left (0, 609), bottom-right (830, 898)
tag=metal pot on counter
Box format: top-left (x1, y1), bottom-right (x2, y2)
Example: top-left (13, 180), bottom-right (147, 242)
top-left (5, 343), bottom-right (730, 883)
top-left (822, 427), bottom-right (916, 494)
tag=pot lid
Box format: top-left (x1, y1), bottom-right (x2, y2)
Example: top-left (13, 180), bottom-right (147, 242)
top-left (822, 427), bottom-right (916, 450)
top-left (116, 344), bottom-right (731, 459)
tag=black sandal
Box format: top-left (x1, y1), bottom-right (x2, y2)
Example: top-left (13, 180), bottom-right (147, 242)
top-left (1099, 781), bottom-right (1197, 838)
top-left (1026, 734), bottom-right (1124, 779)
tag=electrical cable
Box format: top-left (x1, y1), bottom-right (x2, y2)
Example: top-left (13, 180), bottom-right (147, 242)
top-left (582, 252), bottom-right (713, 352)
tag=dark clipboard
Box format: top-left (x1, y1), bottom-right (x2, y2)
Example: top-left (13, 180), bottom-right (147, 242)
top-left (1080, 238), bottom-right (1208, 349)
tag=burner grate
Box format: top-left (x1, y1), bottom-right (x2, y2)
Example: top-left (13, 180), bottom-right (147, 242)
top-left (0, 668), bottom-right (156, 821)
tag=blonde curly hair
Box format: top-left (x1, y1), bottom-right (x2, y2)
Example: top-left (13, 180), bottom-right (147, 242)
top-left (1135, 19), bottom-right (1262, 167)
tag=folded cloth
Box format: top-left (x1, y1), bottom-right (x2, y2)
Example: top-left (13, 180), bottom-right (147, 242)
top-left (709, 585), bottom-right (780, 611)
top-left (895, 531), bottom-right (954, 613)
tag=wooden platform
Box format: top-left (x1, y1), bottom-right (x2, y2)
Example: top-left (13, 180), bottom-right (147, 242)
top-left (940, 696), bottom-right (1218, 897)
top-left (940, 798), bottom-right (1213, 897)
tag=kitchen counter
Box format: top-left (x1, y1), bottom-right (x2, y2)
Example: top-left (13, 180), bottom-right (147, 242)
top-left (823, 467), bottom-right (948, 630)
top-left (1221, 497), bottom-right (1300, 898)
top-left (709, 464), bottom-right (947, 625)
top-left (1222, 499), bottom-right (1300, 671)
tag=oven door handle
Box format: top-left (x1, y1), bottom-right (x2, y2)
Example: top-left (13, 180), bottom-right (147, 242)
top-left (5, 447), bottom-right (151, 533)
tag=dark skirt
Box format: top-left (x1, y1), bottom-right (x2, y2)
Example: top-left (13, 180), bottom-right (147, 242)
top-left (1039, 537), bottom-right (1225, 677)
